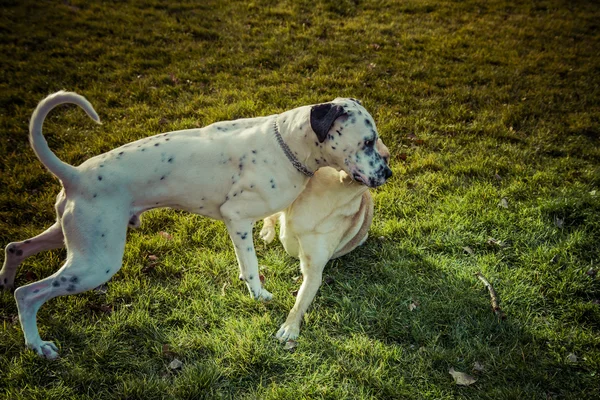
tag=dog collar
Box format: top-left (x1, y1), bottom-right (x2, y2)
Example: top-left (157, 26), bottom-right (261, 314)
top-left (273, 118), bottom-right (314, 177)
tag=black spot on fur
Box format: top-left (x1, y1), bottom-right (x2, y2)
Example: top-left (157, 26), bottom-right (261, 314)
top-left (61, 277), bottom-right (67, 282)
top-left (93, 194), bottom-right (97, 198)
top-left (252, 150), bottom-right (257, 154)
top-left (250, 184), bottom-right (255, 188)
top-left (332, 146), bottom-right (336, 150)
top-left (154, 143), bottom-right (160, 147)
top-left (101, 234), bottom-right (105, 237)
top-left (98, 176), bottom-right (103, 181)
top-left (70, 276), bottom-right (78, 283)
top-left (166, 138), bottom-right (170, 141)
top-left (226, 196), bottom-right (229, 201)
top-left (168, 157), bottom-right (173, 163)
top-left (247, 246), bottom-right (252, 252)
top-left (52, 281), bottom-right (60, 287)
top-left (106, 270), bottom-right (110, 274)
top-left (67, 284), bottom-right (76, 292)
top-left (8, 247), bottom-right (14, 254)
top-left (119, 151), bottom-right (124, 155)
top-left (160, 176), bottom-right (165, 180)
top-left (100, 164), bottom-right (104, 168)
top-left (141, 148), bottom-right (146, 152)
top-left (16, 249), bottom-right (22, 256)
top-left (249, 275), bottom-right (254, 280)
top-left (365, 119), bottom-right (372, 126)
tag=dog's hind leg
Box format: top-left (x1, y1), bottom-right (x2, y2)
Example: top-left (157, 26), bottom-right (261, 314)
top-left (276, 234), bottom-right (332, 342)
top-left (14, 202), bottom-right (128, 359)
top-left (0, 222), bottom-right (64, 291)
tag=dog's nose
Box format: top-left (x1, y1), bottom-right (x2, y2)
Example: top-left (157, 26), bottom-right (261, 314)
top-left (384, 167), bottom-right (393, 180)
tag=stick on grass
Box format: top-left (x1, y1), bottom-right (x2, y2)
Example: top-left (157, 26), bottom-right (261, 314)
top-left (475, 272), bottom-right (506, 320)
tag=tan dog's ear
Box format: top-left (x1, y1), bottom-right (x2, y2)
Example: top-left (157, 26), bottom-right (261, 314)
top-left (339, 170), bottom-right (355, 185)
top-left (376, 138), bottom-right (390, 164)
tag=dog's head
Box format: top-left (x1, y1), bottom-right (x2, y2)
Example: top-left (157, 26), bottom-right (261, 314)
top-left (310, 98), bottom-right (392, 188)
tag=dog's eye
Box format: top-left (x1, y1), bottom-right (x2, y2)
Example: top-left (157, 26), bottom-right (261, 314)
top-left (364, 139), bottom-right (374, 147)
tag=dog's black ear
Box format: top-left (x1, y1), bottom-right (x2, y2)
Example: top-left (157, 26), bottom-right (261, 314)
top-left (310, 103), bottom-right (347, 143)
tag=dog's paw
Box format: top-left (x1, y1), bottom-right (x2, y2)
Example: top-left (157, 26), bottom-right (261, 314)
top-left (276, 322), bottom-right (300, 342)
top-left (256, 288), bottom-right (273, 301)
top-left (259, 225), bottom-right (275, 244)
top-left (28, 340), bottom-right (59, 360)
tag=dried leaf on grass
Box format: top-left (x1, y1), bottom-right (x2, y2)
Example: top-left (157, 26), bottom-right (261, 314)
top-left (408, 300), bottom-right (419, 311)
top-left (168, 358), bottom-right (183, 370)
top-left (159, 231), bottom-right (173, 240)
top-left (284, 340), bottom-right (298, 352)
top-left (449, 367), bottom-right (477, 386)
top-left (473, 361), bottom-right (485, 372)
top-left (498, 198), bottom-right (509, 209)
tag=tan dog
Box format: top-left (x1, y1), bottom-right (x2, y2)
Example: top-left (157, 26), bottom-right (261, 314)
top-left (260, 139), bottom-right (390, 341)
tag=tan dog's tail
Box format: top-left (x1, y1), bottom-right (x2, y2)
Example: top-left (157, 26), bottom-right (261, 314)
top-left (29, 91), bottom-right (101, 185)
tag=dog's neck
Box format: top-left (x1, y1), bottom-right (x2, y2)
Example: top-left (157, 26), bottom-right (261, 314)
top-left (275, 107), bottom-right (336, 175)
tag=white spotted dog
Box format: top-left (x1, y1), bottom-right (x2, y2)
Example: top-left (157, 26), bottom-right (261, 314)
top-left (260, 139), bottom-right (390, 342)
top-left (0, 92), bottom-right (392, 359)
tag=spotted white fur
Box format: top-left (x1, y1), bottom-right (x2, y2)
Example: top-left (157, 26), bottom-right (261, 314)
top-left (0, 91), bottom-right (392, 358)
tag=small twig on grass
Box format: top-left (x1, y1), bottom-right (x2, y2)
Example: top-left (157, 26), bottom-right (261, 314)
top-left (475, 272), bottom-right (506, 320)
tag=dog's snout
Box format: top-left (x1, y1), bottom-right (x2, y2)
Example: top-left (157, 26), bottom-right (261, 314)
top-left (384, 167), bottom-right (392, 180)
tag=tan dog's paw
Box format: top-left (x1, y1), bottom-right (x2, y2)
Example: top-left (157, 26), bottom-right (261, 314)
top-left (276, 321), bottom-right (300, 342)
top-left (259, 224), bottom-right (276, 244)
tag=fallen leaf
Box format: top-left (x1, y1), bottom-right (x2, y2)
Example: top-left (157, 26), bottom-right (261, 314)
top-left (449, 367), bottom-right (477, 386)
top-left (554, 216), bottom-right (564, 229)
top-left (284, 340), bottom-right (298, 352)
top-left (487, 237), bottom-right (504, 247)
top-left (169, 358), bottom-right (183, 370)
top-left (566, 353), bottom-right (578, 363)
top-left (399, 153), bottom-right (408, 161)
top-left (162, 344), bottom-right (176, 357)
top-left (463, 246), bottom-right (474, 255)
top-left (589, 190), bottom-right (596, 196)
top-left (259, 274), bottom-right (265, 284)
top-left (409, 300), bottom-right (419, 311)
top-left (159, 231), bottom-right (173, 240)
top-left (473, 361), bottom-right (485, 372)
top-left (148, 254), bottom-right (158, 261)
top-left (221, 282), bottom-right (229, 296)
top-left (498, 198), bottom-right (509, 209)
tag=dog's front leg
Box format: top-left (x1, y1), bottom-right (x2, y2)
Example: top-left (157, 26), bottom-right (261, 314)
top-left (277, 234), bottom-right (330, 341)
top-left (224, 219), bottom-right (273, 301)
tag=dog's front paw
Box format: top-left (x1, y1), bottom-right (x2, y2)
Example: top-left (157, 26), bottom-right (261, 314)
top-left (259, 225), bottom-right (275, 244)
top-left (276, 321), bottom-right (300, 342)
top-left (28, 340), bottom-right (59, 360)
top-left (256, 288), bottom-right (273, 301)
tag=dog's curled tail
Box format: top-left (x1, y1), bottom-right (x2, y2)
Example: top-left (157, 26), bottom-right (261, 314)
top-left (29, 91), bottom-right (101, 185)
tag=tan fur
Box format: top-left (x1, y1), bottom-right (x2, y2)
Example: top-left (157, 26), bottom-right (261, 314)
top-left (260, 139), bottom-right (390, 341)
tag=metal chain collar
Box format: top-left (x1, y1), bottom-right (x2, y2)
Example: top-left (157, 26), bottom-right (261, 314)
top-left (273, 118), bottom-right (314, 177)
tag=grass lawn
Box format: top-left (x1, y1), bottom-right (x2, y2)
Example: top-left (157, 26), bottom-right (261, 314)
top-left (1, 0), bottom-right (599, 398)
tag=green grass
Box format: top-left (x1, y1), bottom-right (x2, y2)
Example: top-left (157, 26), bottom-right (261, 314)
top-left (1, 0), bottom-right (599, 398)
